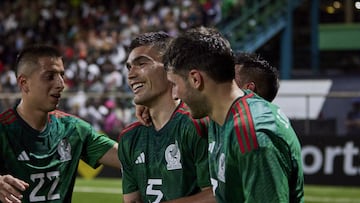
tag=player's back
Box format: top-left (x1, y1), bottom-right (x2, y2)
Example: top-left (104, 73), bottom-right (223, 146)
top-left (208, 90), bottom-right (304, 203)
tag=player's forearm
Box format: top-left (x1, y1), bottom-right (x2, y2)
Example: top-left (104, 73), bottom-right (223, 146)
top-left (98, 143), bottom-right (122, 169)
top-left (162, 187), bottom-right (216, 203)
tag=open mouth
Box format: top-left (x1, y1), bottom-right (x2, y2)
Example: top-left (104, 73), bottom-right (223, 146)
top-left (132, 82), bottom-right (145, 92)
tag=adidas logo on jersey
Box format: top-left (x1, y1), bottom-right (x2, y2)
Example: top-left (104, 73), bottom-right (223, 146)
top-left (135, 152), bottom-right (145, 164)
top-left (17, 151), bottom-right (30, 161)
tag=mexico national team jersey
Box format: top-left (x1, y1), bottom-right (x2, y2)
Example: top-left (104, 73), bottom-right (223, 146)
top-left (208, 90), bottom-right (304, 203)
top-left (118, 102), bottom-right (210, 202)
top-left (0, 107), bottom-right (116, 203)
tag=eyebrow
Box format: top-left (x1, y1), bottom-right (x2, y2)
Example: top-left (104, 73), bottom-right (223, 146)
top-left (41, 69), bottom-right (65, 75)
top-left (127, 55), bottom-right (153, 65)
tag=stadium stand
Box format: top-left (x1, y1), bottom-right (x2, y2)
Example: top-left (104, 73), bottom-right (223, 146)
top-left (0, 0), bottom-right (222, 136)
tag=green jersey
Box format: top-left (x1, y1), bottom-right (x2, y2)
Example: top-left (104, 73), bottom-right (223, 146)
top-left (0, 107), bottom-right (116, 203)
top-left (118, 102), bottom-right (210, 202)
top-left (208, 91), bottom-right (304, 203)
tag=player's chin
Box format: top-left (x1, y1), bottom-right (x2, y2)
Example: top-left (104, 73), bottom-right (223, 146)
top-left (47, 101), bottom-right (60, 111)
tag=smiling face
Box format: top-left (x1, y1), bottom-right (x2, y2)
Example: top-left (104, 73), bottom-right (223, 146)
top-left (126, 45), bottom-right (170, 106)
top-left (19, 56), bottom-right (65, 112)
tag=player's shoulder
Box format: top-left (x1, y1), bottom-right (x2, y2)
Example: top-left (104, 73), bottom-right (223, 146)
top-left (0, 108), bottom-right (17, 125)
top-left (49, 110), bottom-right (90, 127)
top-left (235, 91), bottom-right (276, 115)
top-left (118, 121), bottom-right (146, 141)
top-left (49, 110), bottom-right (77, 119)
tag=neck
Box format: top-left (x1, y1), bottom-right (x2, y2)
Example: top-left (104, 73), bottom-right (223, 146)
top-left (208, 80), bottom-right (244, 126)
top-left (148, 94), bottom-right (180, 131)
top-left (16, 100), bottom-right (48, 131)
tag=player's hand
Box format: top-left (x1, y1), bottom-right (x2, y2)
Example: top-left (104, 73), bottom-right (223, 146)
top-left (0, 175), bottom-right (29, 203)
top-left (135, 105), bottom-right (152, 126)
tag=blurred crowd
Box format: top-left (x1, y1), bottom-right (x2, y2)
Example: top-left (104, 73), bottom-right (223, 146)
top-left (0, 0), bottom-right (223, 139)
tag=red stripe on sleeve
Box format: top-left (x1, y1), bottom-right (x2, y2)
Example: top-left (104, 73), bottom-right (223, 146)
top-left (0, 109), bottom-right (17, 125)
top-left (232, 108), bottom-right (245, 153)
top-left (241, 99), bottom-right (259, 150)
top-left (236, 102), bottom-right (252, 153)
top-left (118, 122), bottom-right (143, 140)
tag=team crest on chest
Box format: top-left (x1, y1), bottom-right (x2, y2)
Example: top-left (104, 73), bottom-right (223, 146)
top-left (165, 141), bottom-right (182, 170)
top-left (58, 139), bottom-right (72, 162)
top-left (218, 153), bottom-right (226, 182)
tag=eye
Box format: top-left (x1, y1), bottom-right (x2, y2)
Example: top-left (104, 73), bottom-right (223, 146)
top-left (138, 62), bottom-right (147, 67)
top-left (46, 74), bottom-right (55, 80)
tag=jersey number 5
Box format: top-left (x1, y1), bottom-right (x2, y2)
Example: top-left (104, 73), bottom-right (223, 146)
top-left (146, 179), bottom-right (163, 203)
top-left (30, 171), bottom-right (60, 202)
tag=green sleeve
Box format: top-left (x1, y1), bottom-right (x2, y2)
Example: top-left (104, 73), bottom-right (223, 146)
top-left (238, 131), bottom-right (291, 203)
top-left (78, 119), bottom-right (116, 168)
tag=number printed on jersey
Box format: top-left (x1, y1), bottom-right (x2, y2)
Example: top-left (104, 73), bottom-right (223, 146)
top-left (30, 171), bottom-right (60, 202)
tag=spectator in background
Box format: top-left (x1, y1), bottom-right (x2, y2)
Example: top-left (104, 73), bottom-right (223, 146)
top-left (103, 99), bottom-right (124, 140)
top-left (346, 98), bottom-right (360, 136)
top-left (0, 64), bottom-right (17, 93)
top-left (0, 0), bottom-right (222, 124)
top-left (0, 64), bottom-right (18, 111)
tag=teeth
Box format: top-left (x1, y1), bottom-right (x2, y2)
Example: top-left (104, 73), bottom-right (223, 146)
top-left (132, 83), bottom-right (144, 90)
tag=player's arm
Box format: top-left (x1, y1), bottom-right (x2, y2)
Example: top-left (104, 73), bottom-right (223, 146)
top-left (0, 175), bottom-right (29, 203)
top-left (123, 191), bottom-right (144, 203)
top-left (238, 132), bottom-right (294, 202)
top-left (98, 143), bottom-right (121, 169)
top-left (163, 187), bottom-right (215, 203)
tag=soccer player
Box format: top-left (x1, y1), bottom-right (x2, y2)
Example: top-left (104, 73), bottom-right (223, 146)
top-left (234, 52), bottom-right (279, 102)
top-left (164, 27), bottom-right (304, 202)
top-left (118, 31), bottom-right (215, 203)
top-left (0, 44), bottom-right (120, 203)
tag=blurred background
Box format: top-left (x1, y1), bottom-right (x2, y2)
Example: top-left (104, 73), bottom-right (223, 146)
top-left (1, 0), bottom-right (360, 188)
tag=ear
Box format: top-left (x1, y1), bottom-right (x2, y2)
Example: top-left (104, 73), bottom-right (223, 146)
top-left (188, 69), bottom-right (203, 90)
top-left (17, 75), bottom-right (29, 93)
top-left (245, 81), bottom-right (256, 92)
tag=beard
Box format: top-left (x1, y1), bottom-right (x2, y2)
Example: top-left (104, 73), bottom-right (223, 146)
top-left (188, 104), bottom-right (208, 119)
top-left (183, 90), bottom-right (209, 119)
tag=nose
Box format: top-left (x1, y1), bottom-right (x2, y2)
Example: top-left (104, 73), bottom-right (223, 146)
top-left (127, 65), bottom-right (138, 80)
top-left (56, 74), bottom-right (65, 91)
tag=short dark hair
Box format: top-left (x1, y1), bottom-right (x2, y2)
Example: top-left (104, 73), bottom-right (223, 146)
top-left (164, 27), bottom-right (235, 82)
top-left (16, 44), bottom-right (62, 77)
top-left (235, 52), bottom-right (279, 102)
top-left (128, 31), bottom-right (172, 58)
